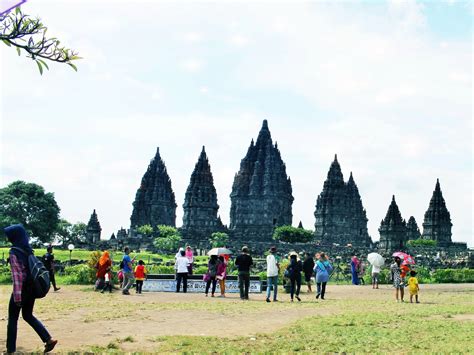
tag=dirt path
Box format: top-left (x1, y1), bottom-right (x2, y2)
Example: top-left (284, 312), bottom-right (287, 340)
top-left (0, 283), bottom-right (472, 352)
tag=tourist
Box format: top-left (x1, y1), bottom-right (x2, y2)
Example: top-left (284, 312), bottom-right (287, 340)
top-left (358, 258), bottom-right (366, 285)
top-left (42, 245), bottom-right (60, 292)
top-left (217, 255), bottom-right (227, 297)
top-left (286, 252), bottom-right (302, 302)
top-left (266, 246), bottom-right (280, 302)
top-left (390, 256), bottom-right (405, 302)
top-left (408, 270), bottom-right (420, 303)
top-left (121, 247), bottom-right (135, 295)
top-left (205, 254), bottom-right (219, 297)
top-left (371, 263), bottom-right (382, 289)
top-left (302, 252), bottom-right (315, 293)
top-left (5, 224), bottom-right (58, 353)
top-left (118, 269), bottom-right (124, 289)
top-left (235, 246), bottom-right (254, 300)
top-left (134, 260), bottom-right (148, 294)
top-left (314, 252), bottom-right (333, 300)
top-left (96, 250), bottom-right (112, 291)
top-left (350, 255), bottom-right (360, 285)
top-left (175, 250), bottom-right (189, 293)
top-left (101, 269), bottom-right (113, 293)
top-left (185, 245), bottom-right (194, 275)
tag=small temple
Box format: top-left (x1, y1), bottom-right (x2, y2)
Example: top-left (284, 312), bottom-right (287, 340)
top-left (314, 156), bottom-right (371, 247)
top-left (86, 209), bottom-right (102, 244)
top-left (378, 196), bottom-right (407, 251)
top-left (406, 216), bottom-right (421, 241)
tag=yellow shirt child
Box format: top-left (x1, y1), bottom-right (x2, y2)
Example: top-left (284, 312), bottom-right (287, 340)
top-left (408, 270), bottom-right (420, 303)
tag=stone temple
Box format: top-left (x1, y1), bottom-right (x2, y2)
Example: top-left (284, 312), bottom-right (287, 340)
top-left (130, 148), bottom-right (177, 230)
top-left (314, 155), bottom-right (371, 247)
top-left (181, 146), bottom-right (225, 242)
top-left (229, 120), bottom-right (294, 242)
top-left (86, 209), bottom-right (101, 244)
top-left (406, 216), bottom-right (421, 241)
top-left (422, 179), bottom-right (452, 247)
top-left (378, 195), bottom-right (407, 251)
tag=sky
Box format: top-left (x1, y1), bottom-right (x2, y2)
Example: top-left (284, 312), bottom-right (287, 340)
top-left (0, 0), bottom-right (472, 246)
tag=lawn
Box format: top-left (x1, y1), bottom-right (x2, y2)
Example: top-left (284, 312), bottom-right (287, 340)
top-left (0, 284), bottom-right (472, 353)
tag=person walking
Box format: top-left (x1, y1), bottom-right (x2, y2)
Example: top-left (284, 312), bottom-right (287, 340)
top-left (121, 247), bottom-right (135, 295)
top-left (266, 246), bottom-right (280, 302)
top-left (42, 246), bottom-right (60, 292)
top-left (390, 256), bottom-right (405, 302)
top-left (216, 255), bottom-right (227, 297)
top-left (101, 269), bottom-right (113, 293)
top-left (314, 252), bottom-right (333, 300)
top-left (185, 245), bottom-right (194, 275)
top-left (96, 250), bottom-right (112, 291)
top-left (134, 260), bottom-right (148, 294)
top-left (235, 246), bottom-right (254, 300)
top-left (5, 224), bottom-right (58, 353)
top-left (302, 252), bottom-right (315, 293)
top-left (175, 250), bottom-right (189, 293)
top-left (371, 263), bottom-right (382, 289)
top-left (205, 255), bottom-right (219, 297)
top-left (350, 255), bottom-right (360, 285)
top-left (286, 252), bottom-right (302, 302)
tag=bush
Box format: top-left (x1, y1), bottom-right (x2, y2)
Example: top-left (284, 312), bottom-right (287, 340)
top-left (63, 264), bottom-right (96, 284)
top-left (433, 268), bottom-right (474, 283)
top-left (273, 226), bottom-right (313, 243)
top-left (407, 239), bottom-right (437, 247)
top-left (209, 232), bottom-right (229, 248)
top-left (154, 235), bottom-right (182, 253)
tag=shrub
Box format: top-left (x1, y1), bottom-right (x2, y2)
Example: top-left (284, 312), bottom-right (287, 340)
top-left (209, 232), bottom-right (229, 248)
top-left (407, 239), bottom-right (437, 247)
top-left (273, 226), bottom-right (313, 243)
top-left (433, 268), bottom-right (474, 283)
top-left (63, 264), bottom-right (95, 284)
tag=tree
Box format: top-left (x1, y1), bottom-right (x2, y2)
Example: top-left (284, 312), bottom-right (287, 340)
top-left (209, 232), bottom-right (229, 248)
top-left (0, 7), bottom-right (80, 74)
top-left (137, 224), bottom-right (154, 237)
top-left (153, 225), bottom-right (182, 253)
top-left (273, 225), bottom-right (314, 244)
top-left (56, 219), bottom-right (87, 245)
top-left (0, 180), bottom-right (60, 243)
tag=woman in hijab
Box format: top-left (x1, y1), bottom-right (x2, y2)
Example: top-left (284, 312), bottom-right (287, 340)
top-left (96, 251), bottom-right (112, 291)
top-left (286, 252), bottom-right (302, 302)
top-left (350, 255), bottom-right (360, 285)
top-left (205, 255), bottom-right (219, 297)
top-left (5, 224), bottom-right (58, 353)
top-left (185, 246), bottom-right (194, 275)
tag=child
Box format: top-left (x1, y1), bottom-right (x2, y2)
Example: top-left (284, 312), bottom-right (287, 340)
top-left (134, 260), bottom-right (147, 294)
top-left (101, 268), bottom-right (113, 293)
top-left (408, 270), bottom-right (420, 303)
top-left (118, 269), bottom-right (124, 288)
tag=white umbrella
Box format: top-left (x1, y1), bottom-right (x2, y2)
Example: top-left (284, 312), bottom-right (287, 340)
top-left (207, 247), bottom-right (232, 256)
top-left (367, 252), bottom-right (385, 267)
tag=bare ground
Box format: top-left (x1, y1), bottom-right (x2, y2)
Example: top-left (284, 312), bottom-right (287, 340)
top-left (0, 283), bottom-right (472, 353)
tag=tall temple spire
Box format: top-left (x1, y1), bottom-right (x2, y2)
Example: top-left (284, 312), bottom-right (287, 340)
top-left (406, 216), bottom-right (421, 240)
top-left (314, 157), bottom-right (371, 247)
top-left (86, 209), bottom-right (102, 244)
top-left (182, 147), bottom-right (223, 239)
top-left (130, 147), bottom-right (177, 229)
top-left (230, 120), bottom-right (293, 242)
top-left (378, 195), bottom-right (407, 251)
top-left (422, 179), bottom-right (452, 246)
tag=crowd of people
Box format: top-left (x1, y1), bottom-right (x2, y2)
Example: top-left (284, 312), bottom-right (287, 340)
top-left (3, 223), bottom-right (422, 352)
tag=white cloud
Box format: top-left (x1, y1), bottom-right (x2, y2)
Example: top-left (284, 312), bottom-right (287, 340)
top-left (229, 34), bottom-right (249, 47)
top-left (180, 58), bottom-right (203, 73)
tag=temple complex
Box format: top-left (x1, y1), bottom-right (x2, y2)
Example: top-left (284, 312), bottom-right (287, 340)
top-left (130, 148), bottom-right (177, 230)
top-left (406, 216), bottom-right (421, 241)
top-left (314, 156), bottom-right (371, 247)
top-left (378, 196), bottom-right (407, 251)
top-left (422, 179), bottom-right (453, 247)
top-left (181, 147), bottom-right (225, 241)
top-left (86, 209), bottom-right (102, 244)
top-left (229, 120), bottom-right (294, 242)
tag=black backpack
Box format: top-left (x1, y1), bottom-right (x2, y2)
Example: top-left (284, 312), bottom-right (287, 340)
top-left (11, 247), bottom-right (51, 298)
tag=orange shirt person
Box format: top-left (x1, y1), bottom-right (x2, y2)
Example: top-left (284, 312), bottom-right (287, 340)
top-left (134, 260), bottom-right (147, 294)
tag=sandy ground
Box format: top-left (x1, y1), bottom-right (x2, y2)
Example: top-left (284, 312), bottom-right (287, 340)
top-left (0, 283), bottom-right (472, 352)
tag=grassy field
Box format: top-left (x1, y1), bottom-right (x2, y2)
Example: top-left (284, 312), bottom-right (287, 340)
top-left (0, 284), bottom-right (472, 353)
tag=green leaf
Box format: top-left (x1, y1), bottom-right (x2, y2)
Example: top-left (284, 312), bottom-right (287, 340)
top-left (36, 60), bottom-right (43, 75)
top-left (37, 59), bottom-right (49, 70)
top-left (15, 6), bottom-right (21, 15)
top-left (2, 40), bottom-right (11, 47)
top-left (16, 47), bottom-right (21, 56)
top-left (67, 62), bottom-right (77, 72)
top-left (70, 55), bottom-right (83, 60)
